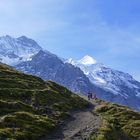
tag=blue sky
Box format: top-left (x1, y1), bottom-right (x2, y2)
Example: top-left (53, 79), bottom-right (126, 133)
top-left (0, 0), bottom-right (140, 81)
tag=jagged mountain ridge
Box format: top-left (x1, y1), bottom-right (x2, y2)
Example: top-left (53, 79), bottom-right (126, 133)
top-left (67, 56), bottom-right (140, 97)
top-left (15, 50), bottom-right (96, 94)
top-left (66, 56), bottom-right (140, 111)
top-left (0, 35), bottom-right (140, 111)
top-left (15, 50), bottom-right (140, 111)
top-left (0, 35), bottom-right (42, 65)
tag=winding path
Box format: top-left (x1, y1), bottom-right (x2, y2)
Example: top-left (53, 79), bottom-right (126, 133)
top-left (43, 96), bottom-right (101, 140)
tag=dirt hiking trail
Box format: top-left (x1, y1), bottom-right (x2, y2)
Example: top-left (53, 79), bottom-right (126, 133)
top-left (42, 95), bottom-right (101, 140)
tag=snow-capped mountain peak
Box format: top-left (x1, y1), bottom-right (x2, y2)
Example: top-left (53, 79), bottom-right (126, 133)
top-left (0, 35), bottom-right (42, 65)
top-left (66, 55), bottom-right (140, 111)
top-left (78, 55), bottom-right (97, 65)
top-left (1, 35), bottom-right (140, 111)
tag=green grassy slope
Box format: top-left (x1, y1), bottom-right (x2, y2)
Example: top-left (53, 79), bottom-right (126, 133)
top-left (0, 63), bottom-right (88, 140)
top-left (91, 100), bottom-right (140, 140)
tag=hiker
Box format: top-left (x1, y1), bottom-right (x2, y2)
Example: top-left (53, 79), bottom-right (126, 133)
top-left (88, 92), bottom-right (93, 100)
top-left (88, 92), bottom-right (91, 100)
top-left (90, 92), bottom-right (93, 99)
top-left (88, 92), bottom-right (97, 100)
top-left (91, 92), bottom-right (96, 99)
top-left (94, 94), bottom-right (97, 100)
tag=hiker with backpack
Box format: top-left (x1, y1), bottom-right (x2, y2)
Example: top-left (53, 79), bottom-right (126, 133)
top-left (87, 92), bottom-right (96, 100)
top-left (88, 92), bottom-right (92, 100)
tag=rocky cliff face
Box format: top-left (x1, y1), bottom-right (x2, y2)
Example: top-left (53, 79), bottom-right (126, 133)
top-left (15, 50), bottom-right (95, 94)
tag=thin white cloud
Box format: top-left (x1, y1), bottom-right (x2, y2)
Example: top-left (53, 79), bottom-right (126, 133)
top-left (0, 0), bottom-right (71, 37)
